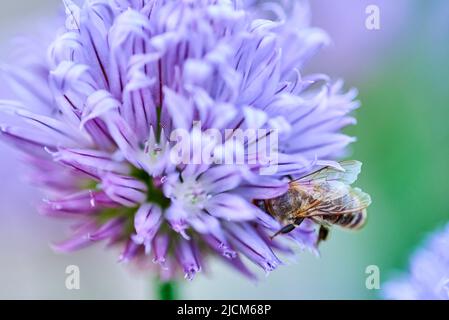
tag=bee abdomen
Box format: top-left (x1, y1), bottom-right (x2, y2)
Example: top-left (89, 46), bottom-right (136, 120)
top-left (323, 210), bottom-right (367, 230)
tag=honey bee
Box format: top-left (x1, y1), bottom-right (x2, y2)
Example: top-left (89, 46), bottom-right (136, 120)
top-left (255, 160), bottom-right (371, 243)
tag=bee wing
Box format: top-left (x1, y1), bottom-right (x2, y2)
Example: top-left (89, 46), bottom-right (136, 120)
top-left (297, 160), bottom-right (362, 186)
top-left (309, 188), bottom-right (371, 230)
top-left (288, 180), bottom-right (352, 215)
top-left (289, 160), bottom-right (368, 216)
top-left (307, 181), bottom-right (351, 202)
top-left (312, 187), bottom-right (372, 216)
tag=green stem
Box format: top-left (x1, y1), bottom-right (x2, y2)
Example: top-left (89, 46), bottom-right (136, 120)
top-left (155, 279), bottom-right (179, 300)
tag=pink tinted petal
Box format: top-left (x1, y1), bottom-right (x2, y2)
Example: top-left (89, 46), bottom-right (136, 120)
top-left (119, 239), bottom-right (141, 263)
top-left (88, 217), bottom-right (125, 241)
top-left (40, 190), bottom-right (117, 216)
top-left (51, 220), bottom-right (97, 252)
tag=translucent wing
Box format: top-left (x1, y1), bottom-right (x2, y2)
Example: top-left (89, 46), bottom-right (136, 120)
top-left (289, 161), bottom-right (369, 217)
top-left (297, 160), bottom-right (362, 185)
top-left (287, 181), bottom-right (351, 216)
top-left (311, 188), bottom-right (371, 230)
top-left (311, 187), bottom-right (372, 216)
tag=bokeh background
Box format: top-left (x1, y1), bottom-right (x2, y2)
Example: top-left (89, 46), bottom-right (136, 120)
top-left (0, 0), bottom-right (448, 299)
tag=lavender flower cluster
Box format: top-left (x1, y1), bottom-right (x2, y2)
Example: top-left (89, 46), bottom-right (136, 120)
top-left (0, 0), bottom-right (360, 280)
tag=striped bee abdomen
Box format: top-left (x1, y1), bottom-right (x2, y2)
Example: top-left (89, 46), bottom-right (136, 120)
top-left (322, 209), bottom-right (367, 229)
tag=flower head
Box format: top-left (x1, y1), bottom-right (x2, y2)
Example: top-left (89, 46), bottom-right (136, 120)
top-left (0, 0), bottom-right (361, 280)
top-left (383, 223), bottom-right (449, 300)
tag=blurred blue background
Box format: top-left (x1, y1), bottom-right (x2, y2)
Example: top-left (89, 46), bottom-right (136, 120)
top-left (0, 0), bottom-right (448, 299)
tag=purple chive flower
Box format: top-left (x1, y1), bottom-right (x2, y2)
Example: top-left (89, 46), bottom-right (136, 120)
top-left (383, 223), bottom-right (449, 300)
top-left (0, 0), bottom-right (361, 280)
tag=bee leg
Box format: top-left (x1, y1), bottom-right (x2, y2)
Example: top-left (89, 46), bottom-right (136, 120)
top-left (270, 224), bottom-right (296, 240)
top-left (317, 225), bottom-right (330, 244)
top-left (294, 217), bottom-right (305, 227)
top-left (270, 218), bottom-right (305, 240)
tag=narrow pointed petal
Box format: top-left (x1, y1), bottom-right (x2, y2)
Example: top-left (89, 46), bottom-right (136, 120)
top-left (235, 170), bottom-right (289, 200)
top-left (175, 238), bottom-right (202, 281)
top-left (203, 233), bottom-right (237, 259)
top-left (40, 190), bottom-right (117, 216)
top-left (132, 203), bottom-right (162, 254)
top-left (51, 147), bottom-right (130, 176)
top-left (101, 173), bottom-right (147, 207)
top-left (205, 193), bottom-right (256, 221)
top-left (226, 223), bottom-right (282, 273)
top-left (198, 165), bottom-right (242, 194)
top-left (152, 234), bottom-right (170, 266)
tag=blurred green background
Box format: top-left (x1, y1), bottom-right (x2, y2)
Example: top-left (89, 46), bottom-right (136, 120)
top-left (0, 0), bottom-right (448, 299)
top-left (348, 1), bottom-right (449, 298)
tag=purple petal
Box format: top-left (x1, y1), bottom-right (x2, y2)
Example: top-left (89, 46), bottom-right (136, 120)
top-left (187, 213), bottom-right (221, 235)
top-left (101, 173), bottom-right (147, 207)
top-left (198, 165), bottom-right (242, 194)
top-left (226, 222), bottom-right (282, 273)
top-left (0, 63), bottom-right (53, 114)
top-left (119, 239), bottom-right (141, 263)
top-left (235, 170), bottom-right (288, 200)
top-left (40, 190), bottom-right (117, 216)
top-left (51, 147), bottom-right (130, 176)
top-left (51, 233), bottom-right (93, 253)
top-left (50, 61), bottom-right (96, 95)
top-left (288, 132), bottom-right (356, 159)
top-left (205, 194), bottom-right (256, 221)
top-left (0, 124), bottom-right (59, 152)
top-left (166, 203), bottom-right (190, 240)
top-left (53, 218), bottom-right (124, 252)
top-left (88, 217), bottom-right (125, 241)
top-left (84, 90), bottom-right (144, 169)
top-left (132, 203), bottom-right (162, 254)
top-left (203, 234), bottom-right (237, 260)
top-left (152, 234), bottom-right (170, 266)
top-left (287, 219), bottom-right (319, 254)
top-left (175, 238), bottom-right (202, 281)
top-left (0, 101), bottom-right (91, 147)
top-left (253, 207), bottom-right (281, 231)
top-left (163, 88), bottom-right (194, 131)
top-left (82, 90), bottom-right (120, 125)
top-left (79, 1), bottom-right (114, 90)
